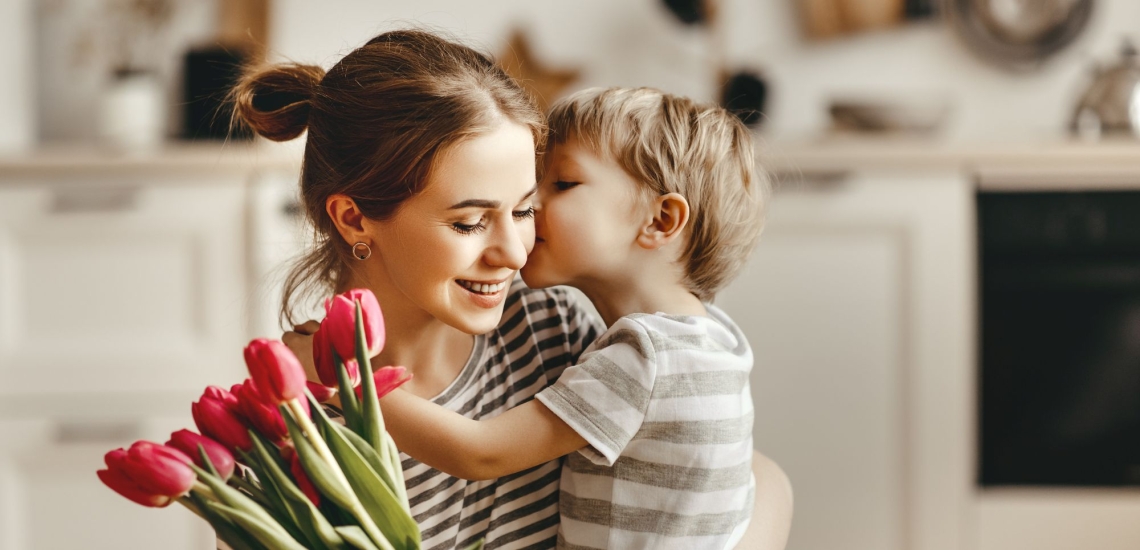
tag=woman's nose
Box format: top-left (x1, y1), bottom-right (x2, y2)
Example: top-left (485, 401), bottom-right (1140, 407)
top-left (485, 216), bottom-right (530, 270)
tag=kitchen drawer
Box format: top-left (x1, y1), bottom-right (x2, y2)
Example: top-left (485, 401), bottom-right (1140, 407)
top-left (0, 412), bottom-right (213, 550)
top-left (0, 182), bottom-right (249, 396)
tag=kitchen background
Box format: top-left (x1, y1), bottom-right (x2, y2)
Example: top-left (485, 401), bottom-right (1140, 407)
top-left (1, 0), bottom-right (1139, 549)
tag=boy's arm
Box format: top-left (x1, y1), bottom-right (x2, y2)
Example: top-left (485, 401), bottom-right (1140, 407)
top-left (380, 389), bottom-right (587, 480)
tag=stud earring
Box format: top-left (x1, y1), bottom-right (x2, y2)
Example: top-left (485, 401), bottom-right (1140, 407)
top-left (352, 242), bottom-right (372, 260)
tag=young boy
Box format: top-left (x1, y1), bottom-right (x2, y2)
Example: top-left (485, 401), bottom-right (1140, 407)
top-left (379, 87), bottom-right (767, 549)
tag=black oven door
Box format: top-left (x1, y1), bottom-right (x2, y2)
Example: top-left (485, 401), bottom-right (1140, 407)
top-left (979, 190), bottom-right (1140, 486)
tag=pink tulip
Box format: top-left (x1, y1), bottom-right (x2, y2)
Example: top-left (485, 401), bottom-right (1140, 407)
top-left (313, 325), bottom-right (361, 388)
top-left (322, 288), bottom-right (385, 363)
top-left (192, 386), bottom-right (253, 452)
top-left (245, 338), bottom-right (307, 404)
top-left (355, 365), bottom-right (412, 400)
top-left (283, 446), bottom-right (320, 506)
top-left (165, 429), bottom-right (235, 481)
top-left (232, 380), bottom-right (287, 444)
top-left (306, 380), bottom-right (338, 403)
top-left (98, 441), bottom-right (195, 508)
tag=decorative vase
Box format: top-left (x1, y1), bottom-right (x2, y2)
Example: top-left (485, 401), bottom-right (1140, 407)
top-left (99, 69), bottom-right (165, 152)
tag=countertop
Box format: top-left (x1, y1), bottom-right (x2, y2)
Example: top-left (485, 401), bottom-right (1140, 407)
top-left (4, 137), bottom-right (1140, 186)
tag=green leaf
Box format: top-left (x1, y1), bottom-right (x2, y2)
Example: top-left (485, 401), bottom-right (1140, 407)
top-left (355, 300), bottom-right (385, 455)
top-left (282, 411), bottom-right (356, 512)
top-left (334, 350), bottom-right (363, 434)
top-left (188, 492), bottom-right (266, 550)
top-left (335, 526), bottom-right (382, 550)
top-left (206, 501), bottom-right (309, 550)
top-left (250, 433), bottom-right (330, 550)
top-left (383, 434), bottom-right (409, 510)
top-left (188, 463), bottom-right (284, 535)
top-left (311, 401), bottom-right (421, 549)
top-left (332, 423), bottom-right (400, 499)
top-left (461, 540), bottom-right (486, 550)
top-left (237, 448), bottom-right (307, 543)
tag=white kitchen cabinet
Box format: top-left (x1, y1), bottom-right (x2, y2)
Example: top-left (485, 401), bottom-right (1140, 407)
top-left (717, 170), bottom-right (974, 550)
top-left (0, 413), bottom-right (214, 550)
top-left (0, 179), bottom-right (249, 396)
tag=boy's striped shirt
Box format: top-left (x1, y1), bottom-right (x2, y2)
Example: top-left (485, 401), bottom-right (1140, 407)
top-left (536, 305), bottom-right (755, 549)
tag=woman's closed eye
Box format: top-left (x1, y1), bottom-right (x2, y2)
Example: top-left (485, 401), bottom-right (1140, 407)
top-left (513, 206), bottom-right (535, 220)
top-left (452, 218), bottom-right (487, 235)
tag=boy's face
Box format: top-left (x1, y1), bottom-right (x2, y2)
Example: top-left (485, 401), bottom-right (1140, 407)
top-left (521, 137), bottom-right (646, 291)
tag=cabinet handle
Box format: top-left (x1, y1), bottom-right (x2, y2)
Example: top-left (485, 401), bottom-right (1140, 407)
top-left (55, 420), bottom-right (141, 444)
top-left (50, 186), bottom-right (139, 214)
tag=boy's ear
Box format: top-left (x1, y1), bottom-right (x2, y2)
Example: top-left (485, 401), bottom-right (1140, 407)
top-left (636, 193), bottom-right (690, 250)
top-left (326, 194), bottom-right (371, 246)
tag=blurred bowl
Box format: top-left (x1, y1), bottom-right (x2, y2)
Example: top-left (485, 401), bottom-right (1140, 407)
top-left (828, 99), bottom-right (950, 134)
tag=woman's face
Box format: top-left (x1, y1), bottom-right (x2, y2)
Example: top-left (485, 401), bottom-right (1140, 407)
top-left (361, 121), bottom-right (537, 335)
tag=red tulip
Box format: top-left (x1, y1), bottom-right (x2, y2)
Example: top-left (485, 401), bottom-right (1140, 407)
top-left (355, 365), bottom-right (412, 400)
top-left (232, 380), bottom-right (287, 444)
top-left (313, 325), bottom-right (360, 388)
top-left (322, 288), bottom-right (385, 363)
top-left (192, 385), bottom-right (253, 452)
top-left (283, 446), bottom-right (320, 506)
top-left (98, 441), bottom-right (195, 508)
top-left (245, 338), bottom-right (307, 404)
top-left (306, 380), bottom-right (338, 403)
top-left (165, 429), bottom-right (235, 481)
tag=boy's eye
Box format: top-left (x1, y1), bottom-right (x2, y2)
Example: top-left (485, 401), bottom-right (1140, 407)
top-left (452, 219), bottom-right (487, 235)
top-left (553, 180), bottom-right (579, 191)
top-left (513, 206), bottom-right (535, 220)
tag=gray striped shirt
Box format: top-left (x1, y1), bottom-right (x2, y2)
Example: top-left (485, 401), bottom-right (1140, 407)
top-left (536, 305), bottom-right (755, 549)
top-left (401, 283), bottom-right (601, 550)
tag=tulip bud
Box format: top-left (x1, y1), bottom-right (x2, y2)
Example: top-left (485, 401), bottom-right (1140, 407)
top-left (165, 429), bottom-right (236, 481)
top-left (355, 365), bottom-right (412, 400)
top-left (313, 326), bottom-right (360, 388)
top-left (192, 385), bottom-right (253, 452)
top-left (245, 338), bottom-right (307, 404)
top-left (98, 441), bottom-right (195, 508)
top-left (322, 288), bottom-right (385, 362)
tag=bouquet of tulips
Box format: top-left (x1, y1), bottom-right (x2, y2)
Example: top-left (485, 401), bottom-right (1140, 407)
top-left (97, 289), bottom-right (460, 550)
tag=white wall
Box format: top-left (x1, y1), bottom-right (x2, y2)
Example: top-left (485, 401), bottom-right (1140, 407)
top-left (0, 0), bottom-right (34, 151)
top-left (271, 0), bottom-right (1140, 143)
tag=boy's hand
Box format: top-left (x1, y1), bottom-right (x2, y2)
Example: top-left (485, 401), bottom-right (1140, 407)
top-left (282, 320), bottom-right (321, 384)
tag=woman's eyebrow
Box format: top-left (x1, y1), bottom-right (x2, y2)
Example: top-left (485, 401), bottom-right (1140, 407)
top-left (448, 198), bottom-right (499, 210)
top-left (448, 186), bottom-right (538, 210)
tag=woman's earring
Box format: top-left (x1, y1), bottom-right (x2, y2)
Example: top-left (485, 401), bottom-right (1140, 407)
top-left (352, 242), bottom-right (372, 260)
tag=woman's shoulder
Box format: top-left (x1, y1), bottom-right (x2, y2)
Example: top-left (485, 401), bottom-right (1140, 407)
top-left (494, 278), bottom-right (603, 373)
top-left (500, 279), bottom-right (585, 329)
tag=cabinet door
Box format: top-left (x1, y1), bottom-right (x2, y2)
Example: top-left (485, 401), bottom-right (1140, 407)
top-left (0, 415), bottom-right (214, 550)
top-left (717, 171), bottom-right (973, 550)
top-left (0, 182), bottom-right (248, 396)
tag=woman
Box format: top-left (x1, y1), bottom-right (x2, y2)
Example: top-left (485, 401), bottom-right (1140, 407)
top-left (234, 29), bottom-right (791, 549)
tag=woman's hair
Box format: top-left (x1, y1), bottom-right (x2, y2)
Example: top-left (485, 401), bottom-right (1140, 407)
top-left (230, 29), bottom-right (544, 325)
top-left (546, 87), bottom-right (768, 302)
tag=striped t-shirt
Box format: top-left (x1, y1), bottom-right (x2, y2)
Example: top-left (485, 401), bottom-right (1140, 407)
top-left (535, 305), bottom-right (755, 550)
top-left (395, 283), bottom-right (600, 550)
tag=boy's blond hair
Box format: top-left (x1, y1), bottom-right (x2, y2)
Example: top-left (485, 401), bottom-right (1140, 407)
top-left (546, 87), bottom-right (767, 301)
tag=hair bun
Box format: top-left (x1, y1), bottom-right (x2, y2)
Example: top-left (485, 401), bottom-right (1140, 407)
top-left (231, 63), bottom-right (325, 142)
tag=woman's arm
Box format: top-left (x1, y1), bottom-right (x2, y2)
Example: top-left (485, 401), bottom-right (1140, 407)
top-left (735, 450), bottom-right (794, 550)
top-left (380, 389), bottom-right (587, 480)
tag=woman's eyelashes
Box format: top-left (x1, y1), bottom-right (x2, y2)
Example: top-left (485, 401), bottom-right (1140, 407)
top-left (451, 207), bottom-right (533, 235)
top-left (451, 218), bottom-right (487, 235)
